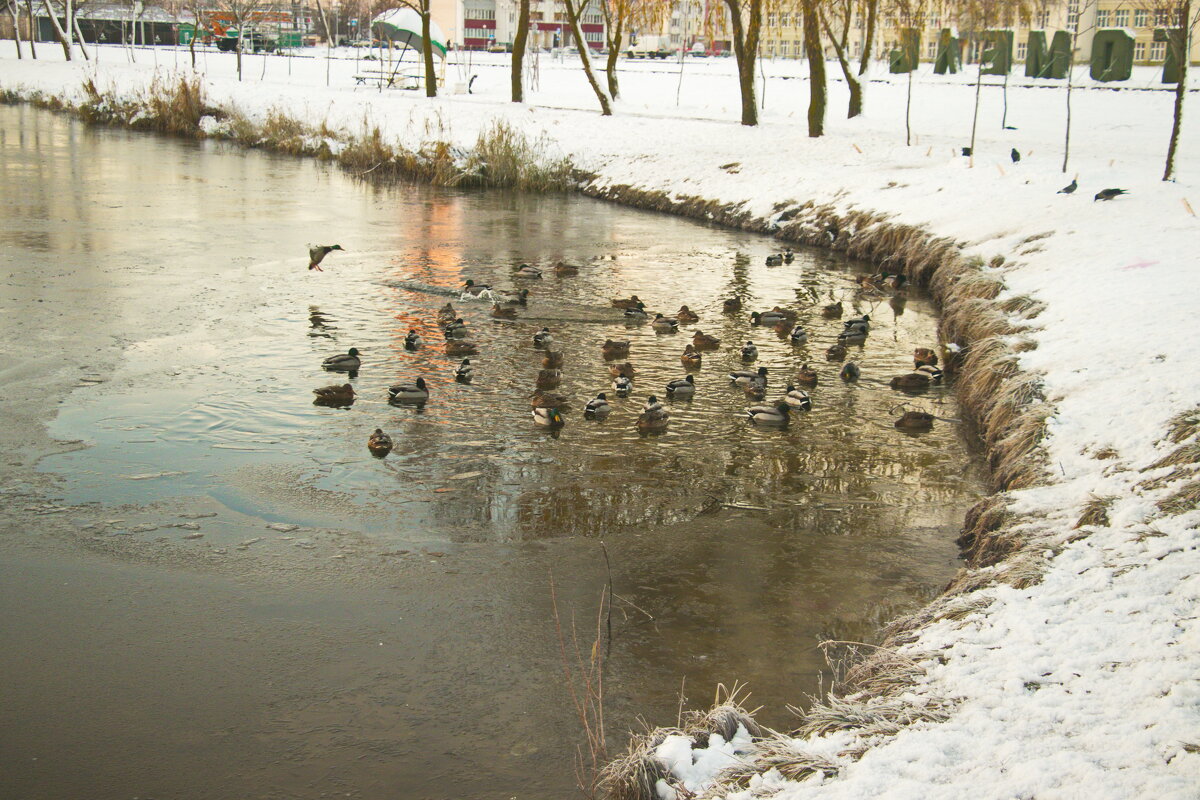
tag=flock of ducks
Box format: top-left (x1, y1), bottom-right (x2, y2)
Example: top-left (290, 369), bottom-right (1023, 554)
top-left (310, 253), bottom-right (946, 456)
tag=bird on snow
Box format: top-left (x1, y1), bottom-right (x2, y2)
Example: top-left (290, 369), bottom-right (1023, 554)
top-left (1010, 148), bottom-right (1021, 163)
top-left (308, 244), bottom-right (343, 271)
top-left (1094, 188), bottom-right (1129, 202)
top-left (1058, 178), bottom-right (1078, 194)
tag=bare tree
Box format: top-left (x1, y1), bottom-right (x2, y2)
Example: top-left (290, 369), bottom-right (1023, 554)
top-left (961, 0), bottom-right (1026, 157)
top-left (888, 0), bottom-right (927, 144)
top-left (561, 0), bottom-right (613, 114)
top-left (1061, 0), bottom-right (1097, 172)
top-left (821, 0), bottom-right (864, 116)
top-left (24, 0), bottom-right (37, 56)
top-left (41, 0), bottom-right (73, 59)
top-left (858, 0), bottom-right (877, 72)
top-left (511, 0), bottom-right (530, 101)
top-left (710, 0), bottom-right (764, 125)
top-left (800, 0), bottom-right (827, 135)
top-left (599, 0), bottom-right (669, 99)
top-left (7, 0), bottom-right (25, 58)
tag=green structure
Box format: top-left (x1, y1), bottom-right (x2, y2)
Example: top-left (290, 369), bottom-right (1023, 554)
top-left (178, 22), bottom-right (195, 44)
top-left (889, 28), bottom-right (920, 73)
top-left (1090, 29), bottom-right (1133, 81)
top-left (1157, 28), bottom-right (1185, 83)
top-left (934, 28), bottom-right (959, 74)
top-left (277, 31), bottom-right (302, 47)
top-left (1047, 30), bottom-right (1071, 79)
top-left (981, 29), bottom-right (1013, 75)
top-left (1025, 31), bottom-right (1047, 77)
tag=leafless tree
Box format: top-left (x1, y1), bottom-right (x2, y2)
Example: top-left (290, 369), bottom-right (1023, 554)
top-left (7, 0), bottom-right (25, 58)
top-left (561, 0), bottom-right (613, 114)
top-left (858, 0), bottom-right (877, 72)
top-left (710, 0), bottom-right (764, 125)
top-left (821, 0), bottom-right (864, 116)
top-left (800, 0), bottom-right (827, 135)
top-left (511, 0), bottom-right (529, 101)
top-left (41, 0), bottom-right (73, 59)
top-left (598, 0), bottom-right (669, 99)
top-left (888, 0), bottom-right (927, 143)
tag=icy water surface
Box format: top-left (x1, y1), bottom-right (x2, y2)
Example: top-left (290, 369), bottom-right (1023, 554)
top-left (1, 104), bottom-right (982, 800)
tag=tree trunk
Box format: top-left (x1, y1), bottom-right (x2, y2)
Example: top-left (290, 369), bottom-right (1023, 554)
top-left (969, 54), bottom-right (984, 160)
top-left (314, 0), bottom-right (331, 86)
top-left (1162, 0), bottom-right (1189, 181)
top-left (421, 0), bottom-right (436, 97)
top-left (73, 12), bottom-right (88, 60)
top-left (42, 0), bottom-right (71, 59)
top-left (905, 66), bottom-right (913, 145)
top-left (236, 26), bottom-right (243, 80)
top-left (561, 0), bottom-right (611, 115)
top-left (802, 0), bottom-right (825, 137)
top-left (820, 7), bottom-right (862, 118)
top-left (604, 18), bottom-right (622, 99)
top-left (189, 14), bottom-right (197, 68)
top-left (857, 0), bottom-right (877, 75)
top-left (725, 0), bottom-right (761, 125)
top-left (11, 1), bottom-right (24, 58)
top-left (511, 0), bottom-right (529, 101)
top-left (25, 0), bottom-right (38, 58)
top-left (1001, 69), bottom-right (1009, 128)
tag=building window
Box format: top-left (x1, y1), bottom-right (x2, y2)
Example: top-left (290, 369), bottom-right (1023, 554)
top-left (1017, 41), bottom-right (1027, 59)
top-left (1037, 11), bottom-right (1049, 27)
top-left (779, 12), bottom-right (790, 26)
top-left (767, 12), bottom-right (776, 25)
top-left (1134, 41), bottom-right (1145, 58)
top-left (780, 40), bottom-right (789, 55)
top-left (927, 41), bottom-right (937, 58)
top-left (584, 30), bottom-right (602, 42)
top-left (530, 11), bottom-right (542, 20)
top-left (1096, 9), bottom-right (1110, 25)
top-left (1155, 7), bottom-right (1169, 23)
top-left (1149, 40), bottom-right (1165, 59)
top-left (466, 7), bottom-right (495, 19)
top-left (1133, 8), bottom-right (1148, 26)
top-left (1066, 0), bottom-right (1078, 30)
top-left (1114, 9), bottom-right (1129, 26)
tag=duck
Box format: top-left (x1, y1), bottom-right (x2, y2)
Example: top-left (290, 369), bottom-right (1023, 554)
top-left (783, 385), bottom-right (812, 410)
top-left (676, 305), bottom-right (700, 323)
top-left (842, 314), bottom-right (870, 332)
top-left (624, 302), bottom-right (649, 321)
top-left (437, 303), bottom-right (457, 325)
top-left (322, 348), bottom-right (361, 372)
top-left (740, 341), bottom-right (759, 361)
top-left (613, 375), bottom-right (633, 395)
top-left (612, 294), bottom-right (642, 310)
top-left (840, 362), bottom-right (861, 382)
top-left (531, 391), bottom-right (570, 409)
top-left (883, 273), bottom-right (907, 290)
top-left (515, 263), bottom-right (543, 279)
top-left (746, 401), bottom-right (791, 425)
top-left (584, 393), bottom-right (611, 418)
top-left (916, 364), bottom-right (944, 383)
top-left (857, 274), bottom-right (881, 290)
top-left (462, 279), bottom-right (491, 297)
top-left (895, 410), bottom-right (935, 431)
top-left (692, 331), bottom-right (721, 350)
top-left (404, 330), bottom-right (422, 350)
top-left (308, 244), bottom-right (343, 271)
top-left (553, 261), bottom-right (579, 276)
top-left (744, 381), bottom-right (767, 401)
top-left (666, 374), bottom-right (696, 397)
top-left (826, 344), bottom-right (847, 361)
top-left (795, 364), bottom-right (819, 387)
top-left (789, 325), bottom-right (808, 344)
top-left (609, 362), bottom-right (635, 378)
top-left (492, 303), bottom-right (518, 319)
top-left (602, 339), bottom-right (631, 359)
top-left (536, 369), bottom-right (562, 389)
top-left (729, 366), bottom-right (768, 389)
top-left (454, 359), bottom-right (473, 383)
top-left (751, 310), bottom-right (789, 327)
top-left (822, 301), bottom-right (843, 318)
top-left (782, 247), bottom-right (794, 265)
top-left (636, 408), bottom-right (670, 433)
top-left (532, 406), bottom-right (565, 428)
top-left (890, 372), bottom-right (932, 392)
top-left (533, 327), bottom-right (553, 347)
top-left (445, 340), bottom-right (478, 357)
top-left (542, 351), bottom-right (564, 369)
top-left (837, 330), bottom-right (867, 346)
top-left (913, 347), bottom-right (939, 368)
top-left (367, 428), bottom-right (393, 457)
top-left (498, 288), bottom-right (530, 305)
top-left (651, 313), bottom-right (679, 332)
top-left (312, 383), bottom-right (356, 405)
top-left (773, 318), bottom-right (795, 336)
top-left (722, 297), bottom-right (743, 313)
top-left (388, 377), bottom-right (429, 404)
top-left (681, 344), bottom-right (702, 368)
top-left (765, 253), bottom-right (784, 267)
top-left (443, 318), bottom-right (469, 338)
top-left (643, 395), bottom-right (666, 414)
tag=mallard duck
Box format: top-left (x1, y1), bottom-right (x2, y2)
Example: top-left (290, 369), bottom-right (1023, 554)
top-left (388, 377), bottom-right (429, 404)
top-left (531, 391), bottom-right (570, 409)
top-left (913, 347), bottom-right (938, 367)
top-left (916, 364), bottom-right (944, 383)
top-left (643, 395), bottom-right (666, 413)
top-left (537, 369), bottom-right (562, 389)
top-left (729, 366), bottom-right (768, 388)
top-left (676, 305), bottom-right (699, 323)
top-left (857, 274), bottom-right (881, 290)
top-left (584, 393), bottom-right (611, 418)
top-left (795, 364), bottom-right (818, 387)
top-left (542, 351), bottom-right (564, 369)
top-left (651, 314), bottom-right (679, 332)
top-left (312, 383), bottom-right (356, 405)
top-left (843, 314), bottom-right (870, 332)
top-left (462, 279), bottom-right (491, 297)
top-left (838, 330), bottom-right (867, 346)
top-left (636, 408), bottom-right (670, 433)
top-left (740, 341), bottom-right (758, 361)
top-left (826, 344), bottom-right (847, 361)
top-left (612, 294), bottom-right (642, 310)
top-left (613, 375), bottom-right (633, 395)
top-left (746, 401), bottom-right (791, 425)
top-left (455, 359), bottom-right (473, 383)
top-left (891, 372), bottom-right (932, 392)
top-left (624, 302), bottom-right (649, 321)
top-left (883, 273), bottom-right (907, 290)
top-left (498, 288), bottom-right (530, 305)
top-left (533, 327), bottom-right (553, 347)
top-left (515, 263), bottom-right (543, 279)
top-left (840, 362), bottom-right (860, 381)
top-left (666, 374), bottom-right (696, 397)
top-left (895, 410), bottom-right (935, 431)
top-left (784, 385), bottom-right (812, 410)
top-left (308, 244), bottom-right (343, 271)
top-left (822, 301), bottom-right (843, 318)
top-left (404, 330), bottom-right (422, 350)
top-left (722, 298), bottom-right (742, 313)
top-left (602, 339), bottom-right (631, 359)
top-left (609, 362), bottom-right (635, 378)
top-left (681, 344), bottom-right (702, 368)
top-left (492, 304), bottom-right (518, 319)
top-left (443, 318), bottom-right (469, 338)
top-left (789, 325), bottom-right (808, 344)
top-left (692, 331), bottom-right (721, 350)
top-left (765, 254), bottom-right (783, 267)
top-left (553, 261), bottom-right (579, 276)
top-left (532, 406), bottom-right (565, 428)
top-left (322, 348), bottom-right (361, 371)
top-left (773, 318), bottom-right (794, 336)
top-left (367, 428), bottom-right (393, 457)
top-left (744, 382), bottom-right (767, 401)
top-left (782, 247), bottom-right (794, 265)
top-left (437, 303), bottom-right (457, 325)
top-left (750, 310), bottom-right (788, 327)
top-left (445, 340), bottom-right (478, 357)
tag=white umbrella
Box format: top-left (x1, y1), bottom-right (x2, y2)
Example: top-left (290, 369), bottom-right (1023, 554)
top-left (371, 8), bottom-right (447, 57)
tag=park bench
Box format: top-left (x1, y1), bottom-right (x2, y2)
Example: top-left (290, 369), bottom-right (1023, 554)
top-left (352, 69), bottom-right (422, 89)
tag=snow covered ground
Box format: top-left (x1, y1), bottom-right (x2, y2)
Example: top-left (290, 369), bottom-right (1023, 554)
top-left (2, 42), bottom-right (1199, 798)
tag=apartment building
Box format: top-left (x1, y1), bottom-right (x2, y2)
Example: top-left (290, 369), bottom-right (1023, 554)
top-left (434, 0), bottom-right (603, 50)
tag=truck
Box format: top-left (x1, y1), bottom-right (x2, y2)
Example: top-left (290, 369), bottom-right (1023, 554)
top-left (625, 34), bottom-right (673, 59)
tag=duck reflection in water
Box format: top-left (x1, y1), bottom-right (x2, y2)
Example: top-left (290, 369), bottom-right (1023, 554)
top-left (308, 305), bottom-right (335, 337)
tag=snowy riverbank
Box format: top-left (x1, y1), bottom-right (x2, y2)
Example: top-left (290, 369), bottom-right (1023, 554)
top-left (2, 44), bottom-right (1199, 798)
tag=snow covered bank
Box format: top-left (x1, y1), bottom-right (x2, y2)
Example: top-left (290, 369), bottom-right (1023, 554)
top-left (2, 44), bottom-right (1199, 798)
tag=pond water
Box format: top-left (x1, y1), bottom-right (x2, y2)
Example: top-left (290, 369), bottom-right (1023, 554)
top-left (1, 103), bottom-right (982, 799)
